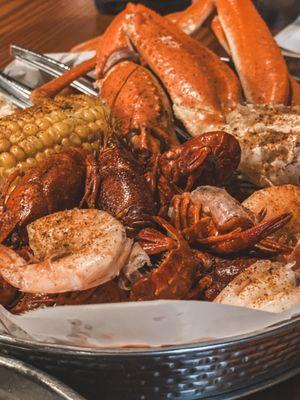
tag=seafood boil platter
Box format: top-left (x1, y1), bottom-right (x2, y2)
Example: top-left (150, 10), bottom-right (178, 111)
top-left (0, 0), bottom-right (299, 399)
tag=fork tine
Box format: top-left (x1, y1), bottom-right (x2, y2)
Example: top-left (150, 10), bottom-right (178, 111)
top-left (10, 45), bottom-right (98, 97)
top-left (0, 72), bottom-right (32, 108)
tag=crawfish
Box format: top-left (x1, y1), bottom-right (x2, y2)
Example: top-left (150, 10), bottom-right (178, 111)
top-left (130, 217), bottom-right (202, 301)
top-left (0, 148), bottom-right (88, 245)
top-left (147, 131), bottom-right (241, 214)
top-left (169, 186), bottom-right (292, 256)
top-left (86, 135), bottom-right (156, 237)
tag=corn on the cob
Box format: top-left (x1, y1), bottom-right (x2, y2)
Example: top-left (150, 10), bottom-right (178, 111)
top-left (0, 94), bottom-right (109, 182)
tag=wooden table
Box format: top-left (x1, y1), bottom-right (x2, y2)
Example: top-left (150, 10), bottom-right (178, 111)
top-left (0, 1), bottom-right (298, 399)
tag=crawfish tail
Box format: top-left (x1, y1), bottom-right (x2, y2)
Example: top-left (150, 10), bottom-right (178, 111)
top-left (97, 135), bottom-right (156, 236)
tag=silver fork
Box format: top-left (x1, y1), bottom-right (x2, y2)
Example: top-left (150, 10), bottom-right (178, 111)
top-left (11, 45), bottom-right (98, 97)
top-left (0, 45), bottom-right (98, 109)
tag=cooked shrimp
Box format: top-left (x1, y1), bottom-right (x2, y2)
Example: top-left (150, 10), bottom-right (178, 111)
top-left (214, 260), bottom-right (300, 313)
top-left (0, 209), bottom-right (135, 294)
top-left (243, 185), bottom-right (300, 242)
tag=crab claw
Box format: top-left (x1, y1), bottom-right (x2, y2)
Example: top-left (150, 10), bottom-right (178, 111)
top-left (215, 0), bottom-right (290, 104)
top-left (197, 212), bottom-right (292, 255)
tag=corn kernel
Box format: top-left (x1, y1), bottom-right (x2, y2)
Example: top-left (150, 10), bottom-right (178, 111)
top-left (0, 152), bottom-right (16, 168)
top-left (47, 127), bottom-right (61, 143)
top-left (10, 145), bottom-right (26, 161)
top-left (49, 111), bottom-right (62, 123)
top-left (44, 148), bottom-right (55, 157)
top-left (0, 138), bottom-right (11, 152)
top-left (36, 119), bottom-right (51, 130)
top-left (54, 144), bottom-right (62, 153)
top-left (75, 125), bottom-right (90, 139)
top-left (35, 152), bottom-right (45, 162)
top-left (61, 138), bottom-right (72, 147)
top-left (19, 139), bottom-right (36, 156)
top-left (37, 131), bottom-right (54, 147)
top-left (82, 109), bottom-right (96, 122)
top-left (70, 133), bottom-right (81, 145)
top-left (6, 121), bottom-right (20, 132)
top-left (54, 122), bottom-right (71, 138)
top-left (95, 119), bottom-right (107, 129)
top-left (27, 136), bottom-right (43, 151)
top-left (9, 131), bottom-right (25, 144)
top-left (23, 123), bottom-right (39, 135)
top-left (88, 122), bottom-right (100, 134)
top-left (26, 158), bottom-right (36, 168)
top-left (3, 167), bottom-right (15, 178)
top-left (16, 161), bottom-right (27, 171)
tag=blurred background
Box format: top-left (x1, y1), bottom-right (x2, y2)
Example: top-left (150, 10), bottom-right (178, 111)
top-left (94, 0), bottom-right (300, 31)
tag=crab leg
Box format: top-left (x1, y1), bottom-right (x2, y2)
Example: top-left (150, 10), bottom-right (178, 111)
top-left (197, 212), bottom-right (292, 255)
top-left (212, 12), bottom-right (299, 106)
top-left (290, 77), bottom-right (300, 106)
top-left (211, 16), bottom-right (230, 55)
top-left (124, 8), bottom-right (225, 134)
top-left (167, 0), bottom-right (214, 35)
top-left (215, 0), bottom-right (290, 105)
top-left (32, 3), bottom-right (241, 129)
top-left (94, 4), bottom-right (241, 118)
top-left (129, 5), bottom-right (242, 112)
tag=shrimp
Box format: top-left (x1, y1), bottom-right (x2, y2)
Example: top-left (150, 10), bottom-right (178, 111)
top-left (243, 185), bottom-right (300, 244)
top-left (214, 260), bottom-right (300, 313)
top-left (0, 209), bottom-right (136, 294)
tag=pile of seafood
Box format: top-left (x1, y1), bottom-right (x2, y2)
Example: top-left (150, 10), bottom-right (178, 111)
top-left (0, 0), bottom-right (299, 315)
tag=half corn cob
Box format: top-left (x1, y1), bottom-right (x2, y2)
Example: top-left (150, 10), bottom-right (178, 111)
top-left (0, 94), bottom-right (109, 182)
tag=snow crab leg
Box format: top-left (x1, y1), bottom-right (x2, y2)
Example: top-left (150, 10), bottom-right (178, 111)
top-left (215, 0), bottom-right (290, 104)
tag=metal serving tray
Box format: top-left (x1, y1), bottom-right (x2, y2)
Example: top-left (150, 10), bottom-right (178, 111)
top-left (0, 355), bottom-right (84, 400)
top-left (0, 316), bottom-right (298, 400)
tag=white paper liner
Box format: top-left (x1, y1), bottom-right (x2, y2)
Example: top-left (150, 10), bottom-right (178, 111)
top-left (0, 52), bottom-right (299, 349)
top-left (276, 15), bottom-right (300, 54)
top-left (0, 301), bottom-right (299, 348)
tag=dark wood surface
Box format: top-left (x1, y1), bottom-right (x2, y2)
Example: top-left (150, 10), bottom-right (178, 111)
top-left (0, 0), bottom-right (298, 399)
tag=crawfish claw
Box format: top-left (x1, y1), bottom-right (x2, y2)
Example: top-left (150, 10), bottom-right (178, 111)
top-left (197, 212), bottom-right (292, 255)
top-left (138, 227), bottom-right (176, 255)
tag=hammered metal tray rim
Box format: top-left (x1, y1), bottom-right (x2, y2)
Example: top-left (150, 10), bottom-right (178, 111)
top-left (0, 313), bottom-right (298, 356)
top-left (202, 366), bottom-right (300, 400)
top-left (0, 355), bottom-right (85, 399)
